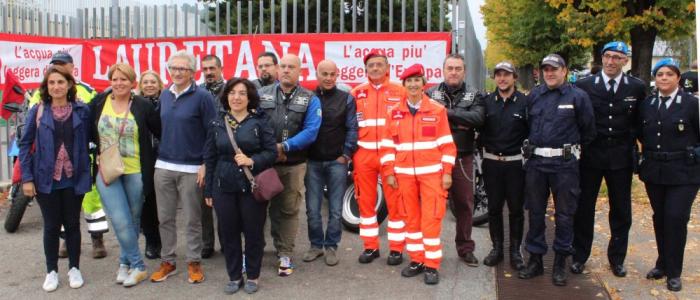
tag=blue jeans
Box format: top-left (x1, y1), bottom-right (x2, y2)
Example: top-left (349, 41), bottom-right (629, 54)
top-left (304, 159), bottom-right (347, 249)
top-left (97, 173), bottom-right (145, 270)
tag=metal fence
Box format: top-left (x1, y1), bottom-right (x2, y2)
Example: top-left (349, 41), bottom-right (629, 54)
top-left (0, 0), bottom-right (484, 182)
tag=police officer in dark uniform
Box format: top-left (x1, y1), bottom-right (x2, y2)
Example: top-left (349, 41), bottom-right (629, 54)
top-left (638, 58), bottom-right (699, 292)
top-left (425, 53), bottom-right (485, 266)
top-left (571, 41), bottom-right (647, 277)
top-left (518, 54), bottom-right (596, 286)
top-left (478, 62), bottom-right (528, 271)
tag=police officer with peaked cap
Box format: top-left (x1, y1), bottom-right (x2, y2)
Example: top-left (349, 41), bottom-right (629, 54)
top-left (517, 54), bottom-right (596, 286)
top-left (638, 58), bottom-right (700, 292)
top-left (478, 61), bottom-right (528, 271)
top-left (571, 41), bottom-right (647, 277)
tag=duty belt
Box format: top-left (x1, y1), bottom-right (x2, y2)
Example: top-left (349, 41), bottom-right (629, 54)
top-left (533, 144), bottom-right (582, 160)
top-left (482, 151), bottom-right (523, 162)
top-left (643, 151), bottom-right (685, 161)
top-left (533, 147), bottom-right (565, 157)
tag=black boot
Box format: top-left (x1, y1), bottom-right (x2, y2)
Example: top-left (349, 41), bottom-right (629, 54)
top-left (483, 242), bottom-right (503, 267)
top-left (509, 242), bottom-right (525, 271)
top-left (552, 253), bottom-right (568, 286)
top-left (518, 253), bottom-right (543, 279)
top-left (509, 216), bottom-right (525, 271)
top-left (484, 215), bottom-right (504, 267)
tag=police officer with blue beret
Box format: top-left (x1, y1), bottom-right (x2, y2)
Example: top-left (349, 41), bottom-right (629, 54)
top-left (518, 54), bottom-right (596, 286)
top-left (638, 58), bottom-right (699, 292)
top-left (571, 42), bottom-right (647, 278)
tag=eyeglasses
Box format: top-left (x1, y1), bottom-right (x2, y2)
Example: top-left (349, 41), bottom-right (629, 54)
top-left (168, 66), bottom-right (191, 73)
top-left (603, 54), bottom-right (626, 62)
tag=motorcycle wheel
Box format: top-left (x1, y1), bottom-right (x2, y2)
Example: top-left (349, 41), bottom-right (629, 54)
top-left (341, 182), bottom-right (388, 233)
top-left (4, 185), bottom-right (31, 233)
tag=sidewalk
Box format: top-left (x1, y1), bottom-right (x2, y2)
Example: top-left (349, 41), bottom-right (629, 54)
top-left (0, 199), bottom-right (496, 299)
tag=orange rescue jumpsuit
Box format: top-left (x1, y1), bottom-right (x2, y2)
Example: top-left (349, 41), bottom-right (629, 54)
top-left (351, 77), bottom-right (407, 252)
top-left (380, 95), bottom-right (456, 269)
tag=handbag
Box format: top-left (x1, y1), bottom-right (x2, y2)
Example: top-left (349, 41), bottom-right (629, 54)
top-left (98, 101), bottom-right (132, 185)
top-left (223, 115), bottom-right (283, 202)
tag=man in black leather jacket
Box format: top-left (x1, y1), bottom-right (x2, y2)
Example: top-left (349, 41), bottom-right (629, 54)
top-left (425, 54), bottom-right (485, 266)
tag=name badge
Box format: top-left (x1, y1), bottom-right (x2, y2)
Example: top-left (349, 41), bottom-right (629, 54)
top-left (624, 97), bottom-right (637, 102)
top-left (356, 89), bottom-right (368, 99)
top-left (421, 116), bottom-right (437, 122)
top-left (387, 97), bottom-right (401, 102)
top-left (261, 94), bottom-right (274, 101)
top-left (558, 104), bottom-right (574, 109)
top-left (293, 96), bottom-right (309, 106)
top-left (431, 90), bottom-right (444, 101)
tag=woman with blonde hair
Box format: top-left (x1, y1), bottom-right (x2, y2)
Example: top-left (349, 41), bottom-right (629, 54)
top-left (89, 63), bottom-right (161, 287)
top-left (137, 70), bottom-right (164, 259)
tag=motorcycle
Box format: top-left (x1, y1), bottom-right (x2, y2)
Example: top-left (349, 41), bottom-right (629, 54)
top-left (3, 86), bottom-right (32, 233)
top-left (341, 154), bottom-right (489, 232)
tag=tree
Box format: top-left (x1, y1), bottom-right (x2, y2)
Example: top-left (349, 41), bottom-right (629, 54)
top-left (547, 0), bottom-right (696, 84)
top-left (482, 0), bottom-right (589, 88)
top-left (201, 0), bottom-right (450, 35)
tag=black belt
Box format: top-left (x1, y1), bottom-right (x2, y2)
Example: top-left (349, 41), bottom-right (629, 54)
top-left (593, 137), bottom-right (628, 146)
top-left (643, 151), bottom-right (685, 161)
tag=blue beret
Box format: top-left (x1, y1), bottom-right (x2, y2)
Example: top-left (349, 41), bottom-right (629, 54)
top-left (652, 58), bottom-right (680, 77)
top-left (601, 41), bottom-right (629, 56)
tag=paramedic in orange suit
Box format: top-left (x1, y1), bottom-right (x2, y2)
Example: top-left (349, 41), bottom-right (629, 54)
top-left (350, 49), bottom-right (407, 266)
top-left (381, 64), bottom-right (457, 285)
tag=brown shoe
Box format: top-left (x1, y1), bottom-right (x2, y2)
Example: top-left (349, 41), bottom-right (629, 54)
top-left (92, 237), bottom-right (107, 259)
top-left (150, 262), bottom-right (177, 282)
top-left (187, 262), bottom-right (204, 284)
top-left (58, 240), bottom-right (68, 258)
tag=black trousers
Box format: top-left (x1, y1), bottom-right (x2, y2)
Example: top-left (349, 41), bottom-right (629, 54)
top-left (482, 159), bottom-right (524, 248)
top-left (213, 189), bottom-right (268, 281)
top-left (140, 192), bottom-right (160, 247)
top-left (573, 167), bottom-right (632, 265)
top-left (36, 188), bottom-right (84, 273)
top-left (644, 183), bottom-right (698, 278)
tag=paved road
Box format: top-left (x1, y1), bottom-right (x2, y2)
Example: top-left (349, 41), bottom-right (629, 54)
top-left (0, 200), bottom-right (496, 299)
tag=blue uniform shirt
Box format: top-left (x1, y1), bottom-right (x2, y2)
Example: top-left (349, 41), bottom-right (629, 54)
top-left (526, 83), bottom-right (596, 167)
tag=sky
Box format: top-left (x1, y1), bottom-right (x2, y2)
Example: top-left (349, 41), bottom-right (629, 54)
top-left (469, 0), bottom-right (487, 49)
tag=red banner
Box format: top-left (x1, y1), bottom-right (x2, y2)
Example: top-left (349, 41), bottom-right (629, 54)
top-left (0, 32), bottom-right (451, 92)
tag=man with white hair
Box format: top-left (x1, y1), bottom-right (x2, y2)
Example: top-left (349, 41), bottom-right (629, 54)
top-left (150, 50), bottom-right (217, 284)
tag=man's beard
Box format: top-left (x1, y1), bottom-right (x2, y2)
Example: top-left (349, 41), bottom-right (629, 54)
top-left (497, 86), bottom-right (513, 94)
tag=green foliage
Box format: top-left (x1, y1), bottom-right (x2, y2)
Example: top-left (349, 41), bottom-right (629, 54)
top-left (482, 0), bottom-right (590, 69)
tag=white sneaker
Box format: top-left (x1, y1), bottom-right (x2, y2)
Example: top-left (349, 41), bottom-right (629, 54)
top-left (122, 269), bottom-right (148, 287)
top-left (116, 264), bottom-right (130, 284)
top-left (42, 271), bottom-right (59, 292)
top-left (67, 267), bottom-right (84, 289)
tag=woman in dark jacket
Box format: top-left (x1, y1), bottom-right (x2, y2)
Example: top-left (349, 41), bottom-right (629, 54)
top-left (89, 63), bottom-right (161, 287)
top-left (638, 58), bottom-right (699, 292)
top-left (203, 78), bottom-right (276, 294)
top-left (137, 70), bottom-right (164, 259)
top-left (19, 65), bottom-right (92, 292)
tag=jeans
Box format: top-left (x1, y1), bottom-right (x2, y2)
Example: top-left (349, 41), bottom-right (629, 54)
top-left (304, 159), bottom-right (347, 249)
top-left (97, 173), bottom-right (146, 270)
